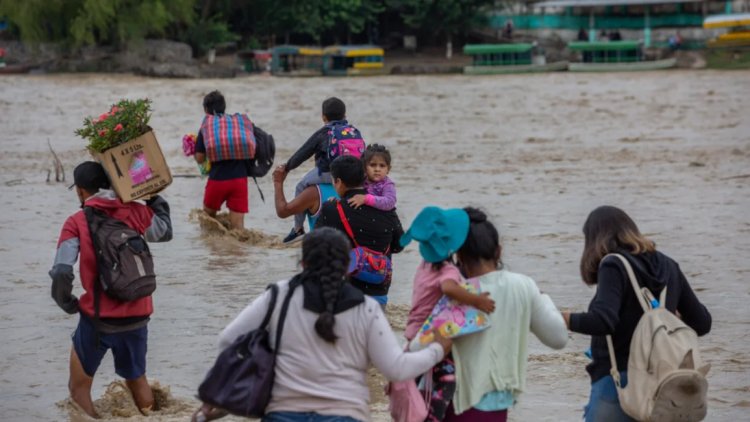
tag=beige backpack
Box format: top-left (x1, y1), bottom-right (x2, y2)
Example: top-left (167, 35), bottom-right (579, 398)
top-left (605, 254), bottom-right (710, 422)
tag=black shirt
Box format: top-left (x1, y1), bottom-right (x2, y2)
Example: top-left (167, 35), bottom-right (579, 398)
top-left (285, 119), bottom-right (350, 173)
top-left (315, 188), bottom-right (404, 255)
top-left (569, 251), bottom-right (712, 382)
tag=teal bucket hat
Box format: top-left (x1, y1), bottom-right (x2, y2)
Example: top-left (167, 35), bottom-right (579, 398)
top-left (400, 206), bottom-right (470, 263)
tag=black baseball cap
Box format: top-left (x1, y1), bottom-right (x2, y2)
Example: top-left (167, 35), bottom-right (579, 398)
top-left (68, 161), bottom-right (111, 191)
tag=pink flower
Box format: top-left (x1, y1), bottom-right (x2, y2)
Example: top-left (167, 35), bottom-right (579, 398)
top-left (110, 106), bottom-right (119, 113)
top-left (182, 133), bottom-right (197, 156)
top-left (114, 123), bottom-right (123, 132)
top-left (97, 113), bottom-right (109, 122)
top-left (98, 129), bottom-right (107, 137)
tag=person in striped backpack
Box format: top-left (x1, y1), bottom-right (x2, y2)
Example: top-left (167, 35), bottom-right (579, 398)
top-left (194, 90), bottom-right (270, 230)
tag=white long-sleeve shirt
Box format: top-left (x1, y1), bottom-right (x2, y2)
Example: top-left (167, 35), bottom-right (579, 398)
top-left (218, 279), bottom-right (444, 421)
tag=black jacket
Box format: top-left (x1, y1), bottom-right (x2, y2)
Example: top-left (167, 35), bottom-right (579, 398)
top-left (285, 120), bottom-right (348, 173)
top-left (315, 188), bottom-right (404, 255)
top-left (570, 250), bottom-right (712, 382)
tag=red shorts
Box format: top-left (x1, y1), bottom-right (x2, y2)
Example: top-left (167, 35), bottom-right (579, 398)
top-left (204, 178), bottom-right (248, 213)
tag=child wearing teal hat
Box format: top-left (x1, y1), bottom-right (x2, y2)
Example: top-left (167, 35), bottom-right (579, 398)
top-left (401, 206), bottom-right (496, 341)
top-left (400, 206), bottom-right (496, 420)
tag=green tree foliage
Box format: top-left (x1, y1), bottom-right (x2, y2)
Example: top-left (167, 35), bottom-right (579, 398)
top-left (388, 0), bottom-right (493, 41)
top-left (0, 0), bottom-right (194, 46)
top-left (200, 0), bottom-right (383, 44)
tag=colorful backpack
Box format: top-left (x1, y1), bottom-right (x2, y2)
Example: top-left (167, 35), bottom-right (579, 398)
top-left (200, 113), bottom-right (256, 162)
top-left (327, 122), bottom-right (365, 161)
top-left (335, 201), bottom-right (392, 284)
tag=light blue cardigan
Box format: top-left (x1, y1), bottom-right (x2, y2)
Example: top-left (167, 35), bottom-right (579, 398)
top-left (452, 270), bottom-right (569, 414)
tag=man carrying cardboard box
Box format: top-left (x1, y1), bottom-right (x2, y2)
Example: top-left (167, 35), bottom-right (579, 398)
top-left (49, 161), bottom-right (173, 417)
top-left (194, 90), bottom-right (269, 230)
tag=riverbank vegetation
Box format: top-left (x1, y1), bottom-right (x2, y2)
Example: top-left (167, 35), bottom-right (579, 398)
top-left (0, 0), bottom-right (498, 56)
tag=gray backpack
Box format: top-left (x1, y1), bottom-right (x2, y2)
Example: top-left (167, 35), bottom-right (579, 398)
top-left (84, 207), bottom-right (156, 302)
top-left (605, 254), bottom-right (709, 422)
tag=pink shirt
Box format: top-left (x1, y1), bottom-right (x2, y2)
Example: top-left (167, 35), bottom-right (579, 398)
top-left (405, 261), bottom-right (463, 340)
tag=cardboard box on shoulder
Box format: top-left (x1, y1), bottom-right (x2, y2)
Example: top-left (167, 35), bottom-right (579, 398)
top-left (93, 130), bottom-right (172, 202)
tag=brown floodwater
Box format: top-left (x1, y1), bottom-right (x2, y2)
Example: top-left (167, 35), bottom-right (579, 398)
top-left (0, 71), bottom-right (748, 421)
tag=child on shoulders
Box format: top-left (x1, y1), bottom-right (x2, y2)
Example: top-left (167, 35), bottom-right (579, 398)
top-left (348, 144), bottom-right (396, 211)
top-left (282, 97), bottom-right (364, 243)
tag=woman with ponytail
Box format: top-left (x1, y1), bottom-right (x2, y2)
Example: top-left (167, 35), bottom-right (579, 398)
top-left (445, 208), bottom-right (569, 422)
top-left (210, 227), bottom-right (450, 422)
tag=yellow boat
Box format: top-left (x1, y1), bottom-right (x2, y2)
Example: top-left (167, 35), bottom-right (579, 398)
top-left (322, 45), bottom-right (386, 76)
top-left (703, 14), bottom-right (750, 69)
top-left (271, 45), bottom-right (323, 77)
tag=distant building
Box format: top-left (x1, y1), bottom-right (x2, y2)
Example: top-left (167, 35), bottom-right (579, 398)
top-left (490, 0), bottom-right (743, 47)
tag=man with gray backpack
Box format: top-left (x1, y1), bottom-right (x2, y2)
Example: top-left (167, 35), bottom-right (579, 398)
top-left (562, 206), bottom-right (712, 422)
top-left (49, 161), bottom-right (172, 418)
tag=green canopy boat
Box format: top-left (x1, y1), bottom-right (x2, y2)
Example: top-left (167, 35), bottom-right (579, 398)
top-left (463, 43), bottom-right (568, 74)
top-left (567, 41), bottom-right (676, 72)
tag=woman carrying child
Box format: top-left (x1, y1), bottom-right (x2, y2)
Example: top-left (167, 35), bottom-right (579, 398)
top-left (447, 208), bottom-right (568, 421)
top-left (348, 144), bottom-right (396, 211)
top-left (400, 206), bottom-right (496, 420)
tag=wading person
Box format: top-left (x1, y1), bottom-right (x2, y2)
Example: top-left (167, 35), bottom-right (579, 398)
top-left (562, 206), bottom-right (712, 422)
top-left (271, 164), bottom-right (338, 230)
top-left (282, 97), bottom-right (365, 243)
top-left (315, 155), bottom-right (404, 305)
top-left (447, 208), bottom-right (568, 421)
top-left (193, 227), bottom-right (450, 422)
top-left (49, 161), bottom-right (172, 417)
top-left (194, 90), bottom-right (269, 230)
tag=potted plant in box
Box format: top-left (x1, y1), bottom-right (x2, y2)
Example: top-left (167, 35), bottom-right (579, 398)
top-left (75, 98), bottom-right (171, 202)
top-left (75, 98), bottom-right (152, 153)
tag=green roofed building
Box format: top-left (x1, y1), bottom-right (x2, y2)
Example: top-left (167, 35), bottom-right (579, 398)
top-left (490, 0), bottom-right (738, 48)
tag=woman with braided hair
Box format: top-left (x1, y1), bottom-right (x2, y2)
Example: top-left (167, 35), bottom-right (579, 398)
top-left (202, 227), bottom-right (450, 422)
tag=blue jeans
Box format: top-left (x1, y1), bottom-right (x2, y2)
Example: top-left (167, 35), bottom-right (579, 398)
top-left (263, 412), bottom-right (360, 422)
top-left (583, 372), bottom-right (635, 422)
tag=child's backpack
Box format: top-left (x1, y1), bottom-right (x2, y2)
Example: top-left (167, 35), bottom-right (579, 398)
top-left (84, 207), bottom-right (156, 303)
top-left (605, 254), bottom-right (709, 422)
top-left (327, 122), bottom-right (365, 161)
top-left (200, 113), bottom-right (256, 162)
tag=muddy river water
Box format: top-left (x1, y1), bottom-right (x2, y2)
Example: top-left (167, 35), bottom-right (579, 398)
top-left (0, 71), bottom-right (748, 421)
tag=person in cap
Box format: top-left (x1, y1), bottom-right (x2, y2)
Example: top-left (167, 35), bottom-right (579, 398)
top-left (444, 208), bottom-right (568, 422)
top-left (50, 161), bottom-right (172, 417)
top-left (399, 206), bottom-right (496, 420)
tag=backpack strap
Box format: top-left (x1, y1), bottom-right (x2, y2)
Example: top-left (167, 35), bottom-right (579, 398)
top-left (273, 277), bottom-right (301, 355)
top-left (604, 253), bottom-right (650, 312)
top-left (259, 284), bottom-right (279, 331)
top-left (336, 201), bottom-right (359, 248)
top-left (83, 206), bottom-right (104, 343)
top-left (252, 176), bottom-right (265, 203)
top-left (603, 253), bottom-right (649, 389)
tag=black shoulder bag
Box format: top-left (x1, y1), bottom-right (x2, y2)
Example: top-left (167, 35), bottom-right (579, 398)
top-left (197, 278), bottom-right (299, 417)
